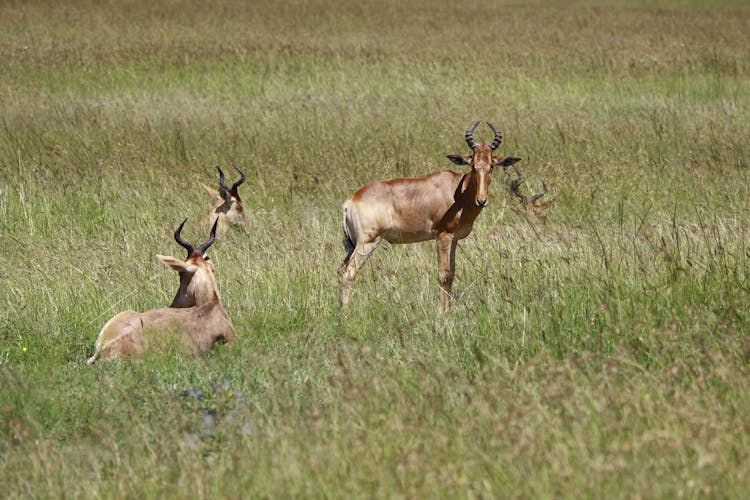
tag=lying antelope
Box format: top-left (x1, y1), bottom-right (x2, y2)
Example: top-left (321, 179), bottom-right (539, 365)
top-left (87, 219), bottom-right (236, 363)
top-left (339, 121), bottom-right (521, 314)
top-left (202, 166), bottom-right (249, 233)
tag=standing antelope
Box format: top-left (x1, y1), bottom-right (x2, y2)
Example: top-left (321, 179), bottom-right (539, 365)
top-left (339, 121), bottom-right (521, 314)
top-left (202, 166), bottom-right (249, 233)
top-left (87, 219), bottom-right (236, 363)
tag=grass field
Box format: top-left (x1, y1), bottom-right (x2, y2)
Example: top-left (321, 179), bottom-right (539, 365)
top-left (1, 0), bottom-right (749, 497)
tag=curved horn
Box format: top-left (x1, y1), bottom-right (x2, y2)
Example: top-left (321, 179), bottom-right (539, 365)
top-left (174, 218), bottom-right (195, 257)
top-left (198, 218), bottom-right (218, 255)
top-left (465, 121), bottom-right (481, 150)
top-left (217, 166), bottom-right (232, 194)
top-left (230, 166), bottom-right (246, 198)
top-left (487, 122), bottom-right (503, 150)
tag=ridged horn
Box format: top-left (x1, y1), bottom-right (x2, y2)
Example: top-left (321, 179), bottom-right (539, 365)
top-left (230, 166), bottom-right (246, 200)
top-left (218, 167), bottom-right (231, 195)
top-left (487, 122), bottom-right (503, 150)
top-left (465, 121), bottom-right (481, 150)
top-left (198, 218), bottom-right (218, 255)
top-left (174, 218), bottom-right (195, 257)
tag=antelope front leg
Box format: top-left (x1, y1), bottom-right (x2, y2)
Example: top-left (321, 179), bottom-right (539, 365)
top-left (339, 237), bottom-right (382, 314)
top-left (436, 233), bottom-right (457, 314)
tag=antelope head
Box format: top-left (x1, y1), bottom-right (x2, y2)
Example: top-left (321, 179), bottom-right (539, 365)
top-left (203, 166), bottom-right (249, 232)
top-left (510, 167), bottom-right (555, 223)
top-left (160, 218), bottom-right (220, 308)
top-left (446, 121), bottom-right (521, 208)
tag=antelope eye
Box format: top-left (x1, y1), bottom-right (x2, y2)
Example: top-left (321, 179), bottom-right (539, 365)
top-left (203, 255), bottom-right (210, 261)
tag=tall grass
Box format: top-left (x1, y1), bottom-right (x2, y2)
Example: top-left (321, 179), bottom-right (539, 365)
top-left (1, 0), bottom-right (749, 497)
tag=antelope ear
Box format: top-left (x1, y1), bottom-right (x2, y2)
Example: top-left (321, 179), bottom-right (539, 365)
top-left (496, 156), bottom-right (521, 167)
top-left (447, 155), bottom-right (471, 166)
top-left (203, 185), bottom-right (222, 201)
top-left (157, 255), bottom-right (196, 273)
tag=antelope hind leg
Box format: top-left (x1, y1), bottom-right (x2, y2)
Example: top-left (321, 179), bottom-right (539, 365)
top-left (339, 237), bottom-right (382, 313)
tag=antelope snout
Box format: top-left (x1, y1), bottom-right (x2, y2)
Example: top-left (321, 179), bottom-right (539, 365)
top-left (476, 198), bottom-right (488, 207)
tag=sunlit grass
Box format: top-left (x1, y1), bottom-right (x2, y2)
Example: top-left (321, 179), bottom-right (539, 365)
top-left (1, 0), bottom-right (749, 497)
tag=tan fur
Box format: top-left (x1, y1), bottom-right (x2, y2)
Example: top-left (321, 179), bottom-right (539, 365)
top-left (199, 167), bottom-right (250, 234)
top-left (159, 254), bottom-right (218, 308)
top-left (88, 301), bottom-right (234, 363)
top-left (200, 185), bottom-right (248, 233)
top-left (339, 125), bottom-right (521, 314)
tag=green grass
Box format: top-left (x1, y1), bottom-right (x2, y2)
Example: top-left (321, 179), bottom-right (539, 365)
top-left (1, 0), bottom-right (749, 497)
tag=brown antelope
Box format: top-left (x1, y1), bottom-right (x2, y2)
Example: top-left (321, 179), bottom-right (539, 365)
top-left (87, 219), bottom-right (236, 363)
top-left (339, 121), bottom-right (522, 314)
top-left (202, 166), bottom-right (249, 233)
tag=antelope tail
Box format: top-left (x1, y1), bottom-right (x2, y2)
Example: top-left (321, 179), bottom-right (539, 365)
top-left (341, 204), bottom-right (356, 266)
